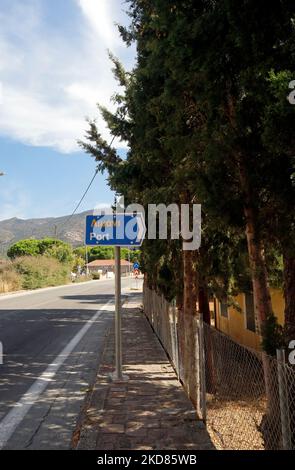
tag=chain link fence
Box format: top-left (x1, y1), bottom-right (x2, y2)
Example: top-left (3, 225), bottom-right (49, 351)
top-left (143, 285), bottom-right (295, 450)
top-left (143, 285), bottom-right (182, 380)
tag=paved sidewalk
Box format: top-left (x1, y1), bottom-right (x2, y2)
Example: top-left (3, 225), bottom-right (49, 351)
top-left (77, 297), bottom-right (214, 450)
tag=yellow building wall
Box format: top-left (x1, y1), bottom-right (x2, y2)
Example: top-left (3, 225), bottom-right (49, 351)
top-left (215, 289), bottom-right (285, 351)
top-left (271, 289), bottom-right (285, 326)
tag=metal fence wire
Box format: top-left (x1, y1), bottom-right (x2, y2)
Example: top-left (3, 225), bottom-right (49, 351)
top-left (143, 285), bottom-right (295, 450)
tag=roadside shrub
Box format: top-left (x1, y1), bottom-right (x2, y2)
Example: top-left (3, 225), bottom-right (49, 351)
top-left (44, 243), bottom-right (74, 265)
top-left (7, 238), bottom-right (74, 265)
top-left (92, 273), bottom-right (101, 280)
top-left (72, 274), bottom-right (93, 283)
top-left (13, 256), bottom-right (70, 290)
top-left (7, 239), bottom-right (40, 259)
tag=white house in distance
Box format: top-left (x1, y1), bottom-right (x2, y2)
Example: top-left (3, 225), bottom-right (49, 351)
top-left (86, 259), bottom-right (133, 277)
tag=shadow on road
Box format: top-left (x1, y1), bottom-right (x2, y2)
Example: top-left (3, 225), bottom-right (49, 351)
top-left (61, 291), bottom-right (142, 305)
top-left (60, 294), bottom-right (116, 304)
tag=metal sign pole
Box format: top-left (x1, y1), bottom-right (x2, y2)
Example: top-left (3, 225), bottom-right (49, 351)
top-left (85, 213), bottom-right (146, 383)
top-left (128, 250), bottom-right (131, 289)
top-left (85, 244), bottom-right (89, 276)
top-left (114, 246), bottom-right (122, 380)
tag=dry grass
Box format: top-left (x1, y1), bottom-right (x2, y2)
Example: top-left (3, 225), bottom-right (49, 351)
top-left (0, 256), bottom-right (71, 293)
top-left (0, 261), bottom-right (22, 293)
top-left (13, 256), bottom-right (70, 289)
top-left (206, 394), bottom-right (266, 450)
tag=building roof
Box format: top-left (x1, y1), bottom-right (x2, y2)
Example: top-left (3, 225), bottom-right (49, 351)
top-left (86, 259), bottom-right (132, 267)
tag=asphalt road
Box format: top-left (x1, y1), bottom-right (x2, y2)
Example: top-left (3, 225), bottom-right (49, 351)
top-left (0, 277), bottom-right (137, 450)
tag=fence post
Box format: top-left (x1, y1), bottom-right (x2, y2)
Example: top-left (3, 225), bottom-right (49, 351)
top-left (152, 290), bottom-right (154, 324)
top-left (276, 348), bottom-right (292, 450)
top-left (171, 299), bottom-right (180, 378)
top-left (199, 313), bottom-right (207, 423)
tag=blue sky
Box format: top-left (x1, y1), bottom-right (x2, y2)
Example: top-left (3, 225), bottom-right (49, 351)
top-left (0, 0), bottom-right (134, 220)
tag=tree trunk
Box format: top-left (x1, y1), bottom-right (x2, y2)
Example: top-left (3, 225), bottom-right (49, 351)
top-left (182, 247), bottom-right (198, 408)
top-left (238, 158), bottom-right (273, 331)
top-left (176, 291), bottom-right (185, 384)
top-left (244, 204), bottom-right (273, 331)
top-left (225, 95), bottom-right (273, 330)
top-left (198, 283), bottom-right (211, 325)
top-left (226, 95), bottom-right (278, 445)
top-left (198, 279), bottom-right (217, 393)
top-left (283, 253), bottom-right (295, 449)
top-left (238, 157), bottom-right (280, 448)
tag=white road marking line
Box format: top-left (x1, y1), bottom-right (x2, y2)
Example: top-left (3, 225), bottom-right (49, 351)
top-left (0, 300), bottom-right (114, 450)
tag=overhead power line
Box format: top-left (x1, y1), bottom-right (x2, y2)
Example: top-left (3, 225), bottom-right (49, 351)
top-left (56, 134), bottom-right (116, 237)
top-left (56, 167), bottom-right (99, 238)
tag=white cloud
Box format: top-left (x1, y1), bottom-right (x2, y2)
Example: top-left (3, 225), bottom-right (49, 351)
top-left (78, 0), bottom-right (120, 49)
top-left (0, 86), bottom-right (83, 153)
top-left (93, 202), bottom-right (113, 215)
top-left (0, 0), bottom-right (134, 153)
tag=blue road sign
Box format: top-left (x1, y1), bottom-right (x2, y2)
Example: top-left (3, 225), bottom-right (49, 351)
top-left (85, 213), bottom-right (146, 247)
top-left (133, 262), bottom-right (140, 270)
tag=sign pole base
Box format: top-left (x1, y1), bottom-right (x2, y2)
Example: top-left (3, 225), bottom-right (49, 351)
top-left (109, 372), bottom-right (129, 383)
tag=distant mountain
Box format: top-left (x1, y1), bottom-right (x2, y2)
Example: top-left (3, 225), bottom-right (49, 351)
top-left (0, 210), bottom-right (93, 253)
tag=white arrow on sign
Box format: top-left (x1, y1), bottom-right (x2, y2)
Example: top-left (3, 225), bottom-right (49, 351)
top-left (134, 213), bottom-right (146, 245)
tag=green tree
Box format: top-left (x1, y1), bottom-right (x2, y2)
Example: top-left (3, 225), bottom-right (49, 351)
top-left (45, 243), bottom-right (73, 265)
top-left (120, 248), bottom-right (140, 263)
top-left (7, 239), bottom-right (41, 259)
top-left (79, 0), bottom-right (295, 434)
top-left (260, 70), bottom-right (295, 345)
top-left (88, 246), bottom-right (114, 262)
top-left (7, 238), bottom-right (74, 265)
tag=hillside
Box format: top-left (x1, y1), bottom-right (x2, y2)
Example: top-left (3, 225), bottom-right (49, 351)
top-left (0, 210), bottom-right (92, 254)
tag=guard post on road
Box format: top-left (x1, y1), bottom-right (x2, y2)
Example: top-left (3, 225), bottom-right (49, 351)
top-left (85, 213), bottom-right (145, 381)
